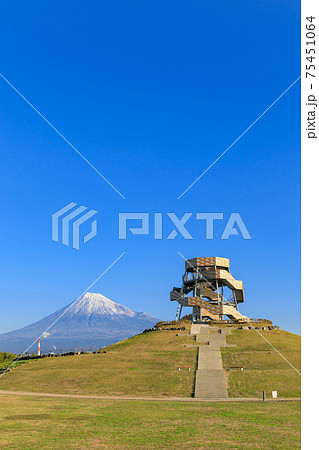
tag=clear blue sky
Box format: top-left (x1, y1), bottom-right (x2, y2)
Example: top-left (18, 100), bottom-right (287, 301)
top-left (0, 0), bottom-right (300, 334)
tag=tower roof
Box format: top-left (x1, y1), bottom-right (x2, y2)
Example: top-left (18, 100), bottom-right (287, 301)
top-left (185, 257), bottom-right (230, 271)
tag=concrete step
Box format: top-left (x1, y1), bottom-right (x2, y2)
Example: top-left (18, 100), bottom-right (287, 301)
top-left (193, 324), bottom-right (232, 399)
top-left (194, 370), bottom-right (228, 398)
top-left (190, 324), bottom-right (210, 335)
top-left (198, 351), bottom-right (223, 371)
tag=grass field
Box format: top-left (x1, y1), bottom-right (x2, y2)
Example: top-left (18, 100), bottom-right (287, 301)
top-left (0, 395), bottom-right (300, 449)
top-left (0, 331), bottom-right (198, 397)
top-left (222, 329), bottom-right (301, 398)
top-left (0, 326), bottom-right (301, 447)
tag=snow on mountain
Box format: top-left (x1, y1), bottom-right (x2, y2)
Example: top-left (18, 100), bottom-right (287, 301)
top-left (64, 293), bottom-right (138, 318)
top-left (0, 293), bottom-right (159, 353)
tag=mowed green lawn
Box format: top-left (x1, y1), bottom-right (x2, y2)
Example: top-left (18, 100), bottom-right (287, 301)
top-left (0, 331), bottom-right (198, 397)
top-left (0, 395), bottom-right (300, 449)
top-left (222, 329), bottom-right (301, 398)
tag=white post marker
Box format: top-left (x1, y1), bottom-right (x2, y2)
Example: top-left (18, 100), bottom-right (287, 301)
top-left (37, 339), bottom-right (40, 356)
top-left (272, 391), bottom-right (277, 399)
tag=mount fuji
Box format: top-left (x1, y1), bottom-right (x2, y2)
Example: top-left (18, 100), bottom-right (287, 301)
top-left (0, 293), bottom-right (159, 354)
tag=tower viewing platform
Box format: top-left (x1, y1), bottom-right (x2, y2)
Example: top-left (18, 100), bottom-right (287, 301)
top-left (170, 256), bottom-right (249, 322)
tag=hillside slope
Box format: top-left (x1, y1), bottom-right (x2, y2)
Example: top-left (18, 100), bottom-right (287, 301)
top-left (222, 328), bottom-right (301, 398)
top-left (0, 327), bottom-right (198, 398)
top-left (0, 325), bottom-right (301, 399)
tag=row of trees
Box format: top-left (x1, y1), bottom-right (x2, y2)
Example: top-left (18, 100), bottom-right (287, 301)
top-left (0, 351), bottom-right (17, 370)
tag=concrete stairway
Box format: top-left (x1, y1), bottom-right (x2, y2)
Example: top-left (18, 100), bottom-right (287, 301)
top-left (191, 324), bottom-right (235, 399)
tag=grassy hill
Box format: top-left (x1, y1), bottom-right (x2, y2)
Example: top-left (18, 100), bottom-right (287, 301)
top-left (0, 323), bottom-right (300, 399)
top-left (0, 324), bottom-right (301, 448)
top-left (222, 328), bottom-right (301, 398)
top-left (0, 326), bottom-right (198, 397)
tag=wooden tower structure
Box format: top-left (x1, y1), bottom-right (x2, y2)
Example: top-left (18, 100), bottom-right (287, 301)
top-left (170, 257), bottom-right (249, 322)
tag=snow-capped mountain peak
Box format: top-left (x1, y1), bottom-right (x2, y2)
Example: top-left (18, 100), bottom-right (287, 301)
top-left (0, 292), bottom-right (159, 353)
top-left (67, 293), bottom-right (137, 318)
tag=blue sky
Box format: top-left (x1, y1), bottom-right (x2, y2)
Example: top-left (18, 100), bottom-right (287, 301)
top-left (0, 0), bottom-right (300, 334)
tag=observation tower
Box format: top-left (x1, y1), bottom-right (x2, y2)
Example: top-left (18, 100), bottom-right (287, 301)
top-left (170, 257), bottom-right (249, 322)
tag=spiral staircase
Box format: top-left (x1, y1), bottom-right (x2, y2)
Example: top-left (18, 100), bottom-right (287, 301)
top-left (170, 257), bottom-right (249, 322)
